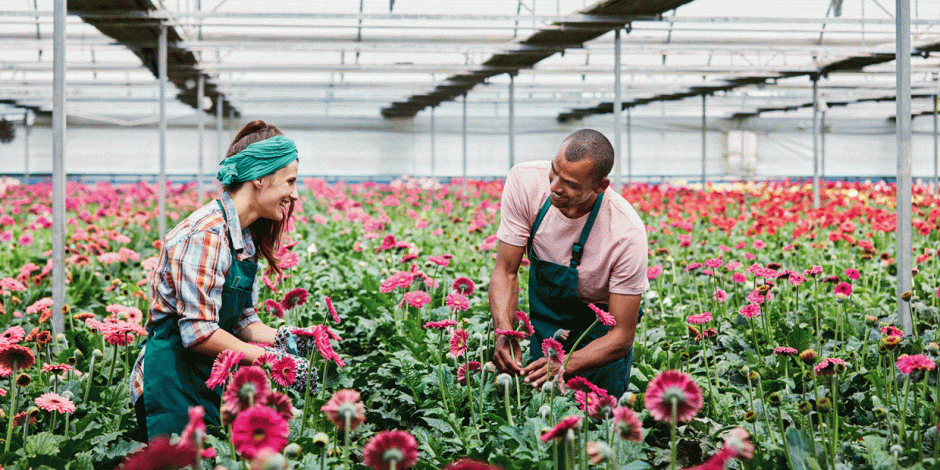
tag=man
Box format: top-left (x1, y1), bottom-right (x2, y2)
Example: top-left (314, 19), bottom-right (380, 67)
top-left (489, 129), bottom-right (648, 398)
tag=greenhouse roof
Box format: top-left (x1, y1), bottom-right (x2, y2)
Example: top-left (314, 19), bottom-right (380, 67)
top-left (2, 0), bottom-right (940, 124)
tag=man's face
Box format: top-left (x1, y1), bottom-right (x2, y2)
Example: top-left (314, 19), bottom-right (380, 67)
top-left (547, 147), bottom-right (602, 210)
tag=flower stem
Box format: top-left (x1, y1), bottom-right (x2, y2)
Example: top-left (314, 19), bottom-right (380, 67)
top-left (669, 399), bottom-right (678, 470)
top-left (777, 409), bottom-right (795, 470)
top-left (4, 360), bottom-right (19, 453)
top-left (299, 349), bottom-right (316, 436)
top-left (343, 415), bottom-right (352, 470)
top-left (701, 340), bottom-right (718, 418)
top-left (83, 353), bottom-right (96, 405)
top-left (106, 344), bottom-right (119, 388)
top-left (831, 375), bottom-right (839, 465)
top-left (502, 380), bottom-right (515, 426)
top-left (436, 332), bottom-right (452, 417)
top-left (899, 374), bottom-right (912, 446)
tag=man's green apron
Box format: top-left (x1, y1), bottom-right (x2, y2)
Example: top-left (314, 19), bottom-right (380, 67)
top-left (142, 200), bottom-right (256, 439)
top-left (527, 192), bottom-right (638, 398)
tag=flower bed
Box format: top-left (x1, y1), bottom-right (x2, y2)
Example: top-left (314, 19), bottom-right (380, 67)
top-left (0, 176), bottom-right (937, 469)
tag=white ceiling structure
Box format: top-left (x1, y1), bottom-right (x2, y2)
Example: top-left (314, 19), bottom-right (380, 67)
top-left (2, 0), bottom-right (940, 125)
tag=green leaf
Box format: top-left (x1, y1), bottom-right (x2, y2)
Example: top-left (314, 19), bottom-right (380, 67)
top-left (24, 432), bottom-right (67, 457)
top-left (785, 426), bottom-right (822, 470)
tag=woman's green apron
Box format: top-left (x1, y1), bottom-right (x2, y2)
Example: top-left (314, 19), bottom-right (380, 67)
top-left (526, 192), bottom-right (639, 398)
top-left (142, 200), bottom-right (257, 439)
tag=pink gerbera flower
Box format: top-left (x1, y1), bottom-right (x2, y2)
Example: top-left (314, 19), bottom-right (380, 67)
top-left (269, 356), bottom-right (297, 388)
top-left (0, 326), bottom-right (26, 345)
top-left (896, 354), bottom-right (936, 374)
top-left (449, 329), bottom-right (469, 358)
top-left (644, 370), bottom-right (703, 423)
top-left (280, 287), bottom-right (309, 310)
top-left (320, 389), bottom-right (366, 431)
top-left (425, 319), bottom-right (457, 330)
top-left (362, 430), bottom-right (420, 470)
top-left (881, 326), bottom-right (903, 338)
top-left (179, 406), bottom-right (206, 447)
top-left (647, 265), bottom-right (664, 280)
top-left (713, 289), bottom-right (728, 303)
top-left (324, 296), bottom-right (341, 323)
top-left (613, 406), bottom-right (643, 441)
top-left (34, 392), bottom-right (76, 414)
top-left (206, 349), bottom-right (246, 390)
top-left (515, 311), bottom-right (535, 336)
top-left (540, 415), bottom-right (582, 442)
top-left (119, 437), bottom-right (197, 470)
top-left (264, 299), bottom-right (285, 319)
top-left (739, 303), bottom-right (761, 319)
top-left (264, 392), bottom-right (294, 422)
top-left (814, 357), bottom-right (848, 376)
top-left (402, 290), bottom-right (432, 309)
top-left (457, 361), bottom-right (482, 385)
top-left (302, 325), bottom-right (346, 368)
top-left (844, 268), bottom-right (861, 280)
top-left (0, 344), bottom-right (36, 372)
top-left (223, 366), bottom-right (270, 409)
top-left (451, 277), bottom-right (475, 296)
top-left (773, 346), bottom-right (798, 356)
top-left (588, 303), bottom-right (616, 326)
top-left (41, 363), bottom-right (72, 375)
top-left (428, 255), bottom-right (451, 267)
top-left (687, 312), bottom-right (713, 324)
top-left (834, 282), bottom-right (853, 298)
top-left (541, 338), bottom-right (566, 365)
top-left (445, 293), bottom-right (470, 311)
top-left (230, 405), bottom-right (289, 460)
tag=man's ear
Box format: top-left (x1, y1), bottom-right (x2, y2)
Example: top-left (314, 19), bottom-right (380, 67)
top-left (252, 178), bottom-right (264, 189)
top-left (596, 177), bottom-right (610, 193)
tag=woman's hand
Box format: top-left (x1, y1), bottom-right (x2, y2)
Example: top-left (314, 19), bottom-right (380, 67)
top-left (262, 346), bottom-right (319, 394)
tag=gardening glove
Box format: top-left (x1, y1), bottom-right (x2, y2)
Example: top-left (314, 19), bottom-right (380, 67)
top-left (273, 325), bottom-right (317, 358)
top-left (261, 346), bottom-right (319, 395)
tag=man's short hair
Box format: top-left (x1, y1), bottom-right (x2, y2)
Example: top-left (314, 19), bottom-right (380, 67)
top-left (562, 129), bottom-right (614, 183)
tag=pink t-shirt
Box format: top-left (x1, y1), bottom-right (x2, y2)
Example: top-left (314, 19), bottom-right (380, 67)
top-left (496, 161), bottom-right (649, 302)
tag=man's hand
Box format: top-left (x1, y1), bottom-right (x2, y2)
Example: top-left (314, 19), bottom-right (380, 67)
top-left (520, 357), bottom-right (563, 389)
top-left (493, 334), bottom-right (523, 375)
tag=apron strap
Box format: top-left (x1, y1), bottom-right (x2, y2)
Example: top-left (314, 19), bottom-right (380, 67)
top-left (570, 192), bottom-right (604, 268)
top-left (528, 197), bottom-right (553, 248)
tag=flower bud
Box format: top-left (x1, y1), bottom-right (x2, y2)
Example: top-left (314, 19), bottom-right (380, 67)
top-left (744, 410), bottom-right (757, 422)
top-left (767, 392), bottom-right (782, 407)
top-left (483, 362), bottom-right (496, 374)
top-left (539, 405), bottom-right (552, 420)
top-left (799, 349), bottom-right (817, 365)
top-left (586, 441), bottom-right (614, 465)
top-left (798, 401), bottom-right (813, 415)
top-left (312, 432), bottom-right (330, 448)
top-left (92, 349), bottom-right (104, 359)
top-left (495, 373), bottom-right (513, 389)
top-left (900, 291), bottom-right (913, 302)
top-left (618, 391), bottom-right (636, 408)
top-left (816, 397), bottom-right (832, 413)
top-left (283, 443), bottom-right (301, 458)
top-left (874, 407), bottom-right (888, 420)
top-left (540, 381), bottom-right (555, 394)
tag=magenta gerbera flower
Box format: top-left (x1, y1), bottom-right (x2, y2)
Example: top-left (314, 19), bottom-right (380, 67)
top-left (425, 319), bottom-right (458, 330)
top-left (402, 290), bottom-right (432, 309)
top-left (230, 405), bottom-right (289, 460)
top-left (269, 355), bottom-right (297, 388)
top-left (588, 303), bottom-right (616, 326)
top-left (540, 415), bottom-right (582, 442)
top-left (34, 392), bottom-right (76, 414)
top-left (541, 338), bottom-right (566, 365)
top-left (834, 282), bottom-right (853, 298)
top-left (206, 349), bottom-right (246, 390)
top-left (613, 406), bottom-right (643, 441)
top-left (739, 303), bottom-right (761, 319)
top-left (302, 325), bottom-right (346, 368)
top-left (515, 311), bottom-right (535, 336)
top-left (449, 329), bottom-right (469, 358)
top-left (264, 299), bottom-right (285, 319)
top-left (119, 436), bottom-right (197, 470)
top-left (644, 370), bottom-right (703, 423)
top-left (320, 389), bottom-right (366, 431)
top-left (325, 296), bottom-right (341, 323)
top-left (844, 268), bottom-right (861, 280)
top-left (223, 366), bottom-right (270, 410)
top-left (445, 293), bottom-right (470, 311)
top-left (280, 287), bottom-right (309, 310)
top-left (362, 430), bottom-right (420, 470)
top-left (773, 346), bottom-right (798, 356)
top-left (451, 277), bottom-right (475, 296)
top-left (495, 329), bottom-right (526, 340)
top-left (814, 357), bottom-right (848, 376)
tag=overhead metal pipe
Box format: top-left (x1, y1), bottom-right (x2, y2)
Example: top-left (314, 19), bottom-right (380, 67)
top-left (812, 76), bottom-right (820, 209)
top-left (612, 28), bottom-right (622, 190)
top-left (897, 0), bottom-right (914, 336)
top-left (51, 0), bottom-right (66, 340)
top-left (158, 22), bottom-right (168, 239)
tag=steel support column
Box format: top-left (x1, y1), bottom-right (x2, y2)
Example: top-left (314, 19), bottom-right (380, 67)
top-left (821, 110), bottom-right (826, 178)
top-left (933, 93), bottom-right (938, 193)
top-left (612, 28), bottom-right (622, 189)
top-left (158, 23), bottom-right (168, 239)
top-left (897, 0), bottom-right (914, 335)
top-left (508, 73), bottom-right (515, 171)
top-left (51, 0), bottom-right (66, 339)
top-left (701, 94), bottom-right (706, 188)
top-left (430, 106), bottom-right (436, 178)
top-left (23, 112), bottom-right (30, 184)
top-left (217, 94), bottom-right (223, 164)
top-left (812, 77), bottom-right (820, 209)
top-left (462, 93), bottom-right (468, 195)
top-left (197, 75), bottom-right (205, 201)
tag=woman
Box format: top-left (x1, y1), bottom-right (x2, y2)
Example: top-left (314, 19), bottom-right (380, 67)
top-left (130, 120), bottom-right (317, 440)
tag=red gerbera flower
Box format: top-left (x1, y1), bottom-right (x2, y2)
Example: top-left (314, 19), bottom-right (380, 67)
top-left (223, 366), bottom-right (269, 410)
top-left (362, 430), bottom-right (420, 470)
top-left (307, 324), bottom-right (346, 368)
top-left (739, 303), bottom-right (760, 319)
top-left (449, 329), bottom-right (469, 358)
top-left (644, 370), bottom-right (703, 423)
top-left (206, 349), bottom-right (246, 390)
top-left (34, 392), bottom-right (76, 414)
top-left (540, 415), bottom-right (582, 442)
top-left (834, 282), bottom-right (853, 298)
top-left (321, 389), bottom-right (367, 431)
top-left (451, 277), bottom-right (475, 296)
top-left (230, 405), bottom-right (289, 460)
top-left (441, 459), bottom-right (501, 470)
top-left (269, 355), bottom-right (297, 387)
top-left (280, 287), bottom-right (309, 310)
top-left (264, 391), bottom-right (294, 422)
top-left (264, 299), bottom-right (285, 319)
top-left (514, 311), bottom-right (535, 336)
top-left (0, 344), bottom-right (36, 371)
top-left (457, 361), bottom-right (481, 385)
top-left (179, 406), bottom-right (206, 448)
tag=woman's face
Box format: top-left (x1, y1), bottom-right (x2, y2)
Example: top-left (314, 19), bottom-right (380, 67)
top-left (255, 159), bottom-right (299, 221)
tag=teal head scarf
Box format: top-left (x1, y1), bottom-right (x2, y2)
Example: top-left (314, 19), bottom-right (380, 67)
top-left (216, 135), bottom-right (298, 186)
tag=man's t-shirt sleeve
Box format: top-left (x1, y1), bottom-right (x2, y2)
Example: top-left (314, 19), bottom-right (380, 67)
top-left (608, 227), bottom-right (650, 296)
top-left (496, 165), bottom-right (536, 247)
